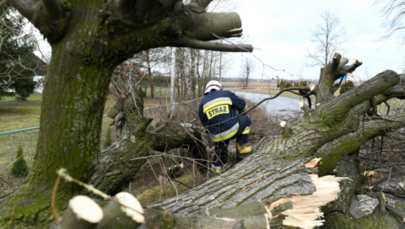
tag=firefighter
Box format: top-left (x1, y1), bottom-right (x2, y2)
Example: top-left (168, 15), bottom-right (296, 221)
top-left (199, 80), bottom-right (253, 173)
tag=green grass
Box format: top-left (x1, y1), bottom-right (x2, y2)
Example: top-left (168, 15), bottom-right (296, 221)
top-left (0, 94), bottom-right (42, 132)
top-left (377, 98), bottom-right (404, 115)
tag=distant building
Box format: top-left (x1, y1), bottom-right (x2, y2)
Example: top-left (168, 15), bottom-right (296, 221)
top-left (29, 54), bottom-right (48, 76)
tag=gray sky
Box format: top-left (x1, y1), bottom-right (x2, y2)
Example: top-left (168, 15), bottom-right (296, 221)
top-left (228, 0), bottom-right (404, 80)
top-left (34, 0), bottom-right (404, 81)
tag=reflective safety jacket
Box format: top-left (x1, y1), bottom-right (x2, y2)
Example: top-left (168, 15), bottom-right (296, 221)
top-left (199, 90), bottom-right (248, 142)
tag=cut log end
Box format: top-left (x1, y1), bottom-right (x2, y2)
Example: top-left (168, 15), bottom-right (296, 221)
top-left (69, 195), bottom-right (103, 224)
top-left (116, 192), bottom-right (145, 223)
top-left (280, 121), bottom-right (286, 128)
top-left (299, 100), bottom-right (304, 108)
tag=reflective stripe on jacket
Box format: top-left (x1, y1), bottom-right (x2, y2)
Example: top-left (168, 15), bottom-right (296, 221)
top-left (199, 90), bottom-right (247, 142)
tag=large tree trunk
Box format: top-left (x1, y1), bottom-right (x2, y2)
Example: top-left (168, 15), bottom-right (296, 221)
top-left (56, 157), bottom-right (344, 229)
top-left (0, 1), bottom-right (114, 223)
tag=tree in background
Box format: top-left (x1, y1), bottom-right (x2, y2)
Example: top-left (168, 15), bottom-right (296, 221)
top-left (377, 0), bottom-right (405, 41)
top-left (306, 10), bottom-right (346, 67)
top-left (139, 48), bottom-right (170, 98)
top-left (239, 57), bottom-right (255, 88)
top-left (0, 1), bottom-right (39, 101)
top-left (11, 146), bottom-right (29, 177)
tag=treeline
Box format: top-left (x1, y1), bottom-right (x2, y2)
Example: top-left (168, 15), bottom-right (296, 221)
top-left (277, 80), bottom-right (310, 88)
top-left (109, 47), bottom-right (228, 99)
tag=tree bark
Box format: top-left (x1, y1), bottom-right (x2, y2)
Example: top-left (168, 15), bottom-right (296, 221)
top-left (322, 155), bottom-right (405, 229)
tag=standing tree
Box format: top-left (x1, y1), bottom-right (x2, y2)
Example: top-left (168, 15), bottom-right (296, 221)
top-left (239, 57), bottom-right (254, 88)
top-left (0, 1), bottom-right (38, 100)
top-left (376, 0), bottom-right (405, 41)
top-left (170, 47), bottom-right (177, 118)
top-left (0, 0), bottom-right (251, 226)
top-left (306, 9), bottom-right (346, 67)
top-left (11, 146), bottom-right (29, 177)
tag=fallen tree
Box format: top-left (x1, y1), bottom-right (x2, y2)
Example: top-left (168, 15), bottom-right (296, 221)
top-left (88, 89), bottom-right (207, 195)
top-left (55, 158), bottom-right (350, 229)
top-left (145, 60), bottom-right (405, 228)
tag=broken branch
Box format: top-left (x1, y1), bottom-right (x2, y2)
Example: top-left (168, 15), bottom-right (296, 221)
top-left (171, 37), bottom-right (253, 52)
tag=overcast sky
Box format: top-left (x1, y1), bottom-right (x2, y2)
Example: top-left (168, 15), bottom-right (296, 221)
top-left (34, 0), bottom-right (404, 81)
top-left (227, 0), bottom-right (405, 80)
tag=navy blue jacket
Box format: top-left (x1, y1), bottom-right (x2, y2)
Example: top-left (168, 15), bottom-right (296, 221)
top-left (199, 90), bottom-right (247, 142)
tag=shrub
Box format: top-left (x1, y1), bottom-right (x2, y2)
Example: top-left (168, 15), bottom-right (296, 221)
top-left (340, 80), bottom-right (355, 94)
top-left (279, 80), bottom-right (293, 88)
top-left (284, 82), bottom-right (293, 88)
top-left (104, 128), bottom-right (113, 149)
top-left (11, 146), bottom-right (29, 177)
top-left (299, 81), bottom-right (308, 86)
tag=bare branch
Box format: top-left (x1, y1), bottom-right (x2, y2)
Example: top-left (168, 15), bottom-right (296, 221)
top-left (171, 37), bottom-right (253, 52)
top-left (7, 0), bottom-right (35, 20)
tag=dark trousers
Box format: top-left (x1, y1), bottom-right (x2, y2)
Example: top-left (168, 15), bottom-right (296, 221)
top-left (212, 115), bottom-right (251, 166)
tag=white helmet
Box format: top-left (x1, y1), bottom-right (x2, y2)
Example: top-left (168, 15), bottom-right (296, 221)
top-left (204, 80), bottom-right (223, 95)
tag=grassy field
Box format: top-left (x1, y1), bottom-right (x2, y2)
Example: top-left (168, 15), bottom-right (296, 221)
top-left (0, 94), bottom-right (42, 132)
top-left (221, 82), bottom-right (278, 88)
top-left (233, 89), bottom-right (303, 100)
top-left (144, 85), bottom-right (299, 100)
top-left (221, 82), bottom-right (305, 100)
